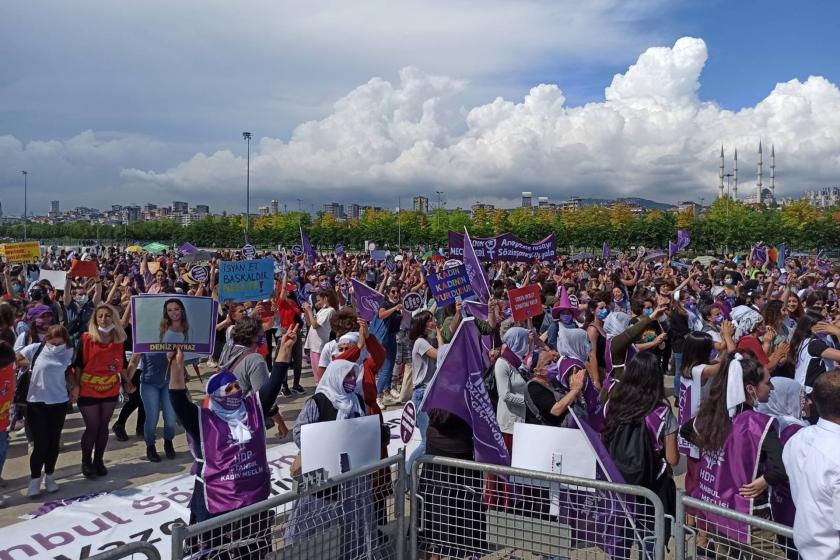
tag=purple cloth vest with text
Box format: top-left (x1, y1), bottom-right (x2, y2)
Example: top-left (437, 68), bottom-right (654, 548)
top-left (770, 423), bottom-right (802, 527)
top-left (198, 393), bottom-right (271, 515)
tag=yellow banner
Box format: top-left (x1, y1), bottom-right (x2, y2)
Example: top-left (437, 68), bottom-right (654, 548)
top-left (1, 241), bottom-right (41, 264)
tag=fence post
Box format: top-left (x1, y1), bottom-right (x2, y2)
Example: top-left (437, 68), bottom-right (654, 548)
top-left (674, 490), bottom-right (685, 560)
top-left (395, 449), bottom-right (406, 560)
top-left (409, 459), bottom-right (420, 560)
top-left (170, 521), bottom-right (186, 560)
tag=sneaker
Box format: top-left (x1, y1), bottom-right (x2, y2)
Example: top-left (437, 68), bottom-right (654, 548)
top-left (81, 459), bottom-right (96, 479)
top-left (26, 477), bottom-right (42, 498)
top-left (146, 446), bottom-right (161, 463)
top-left (164, 440), bottom-right (176, 460)
top-left (376, 397), bottom-right (386, 410)
top-left (389, 389), bottom-right (401, 399)
top-left (44, 475), bottom-right (59, 493)
top-left (291, 385), bottom-right (305, 395)
top-left (280, 387), bottom-right (292, 397)
top-left (112, 423), bottom-right (129, 442)
top-left (205, 359), bottom-right (218, 368)
top-left (93, 459), bottom-right (108, 477)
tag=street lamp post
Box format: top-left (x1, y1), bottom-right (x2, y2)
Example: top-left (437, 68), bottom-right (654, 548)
top-left (21, 171), bottom-right (28, 241)
top-left (242, 132), bottom-right (252, 237)
top-left (435, 190), bottom-right (444, 230)
top-left (397, 197), bottom-right (401, 249)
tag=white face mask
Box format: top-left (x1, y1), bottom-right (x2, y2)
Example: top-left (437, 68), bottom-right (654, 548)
top-left (45, 343), bottom-right (65, 352)
top-left (98, 324), bottom-right (116, 334)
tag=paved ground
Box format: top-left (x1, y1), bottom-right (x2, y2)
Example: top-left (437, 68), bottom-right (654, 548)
top-left (0, 363), bottom-right (325, 527)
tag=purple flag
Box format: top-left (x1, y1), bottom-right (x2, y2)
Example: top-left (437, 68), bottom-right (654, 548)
top-left (421, 318), bottom-right (509, 466)
top-left (179, 242), bottom-right (198, 255)
top-left (602, 242), bottom-right (611, 260)
top-left (463, 228), bottom-right (490, 303)
top-left (668, 240), bottom-right (677, 258)
top-left (462, 300), bottom-right (489, 321)
top-left (751, 244), bottom-right (767, 266)
top-left (676, 229), bottom-right (691, 251)
top-left (300, 227), bottom-right (317, 268)
top-left (350, 278), bottom-right (384, 323)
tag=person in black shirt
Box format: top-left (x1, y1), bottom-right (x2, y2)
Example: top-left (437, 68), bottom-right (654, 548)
top-left (376, 281), bottom-right (403, 403)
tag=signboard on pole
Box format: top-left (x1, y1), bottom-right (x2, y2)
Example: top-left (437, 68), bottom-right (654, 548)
top-left (508, 284), bottom-right (543, 322)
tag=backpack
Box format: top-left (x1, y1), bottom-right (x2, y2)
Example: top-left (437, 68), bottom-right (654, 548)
top-left (482, 359), bottom-right (499, 409)
top-left (606, 420), bottom-right (659, 489)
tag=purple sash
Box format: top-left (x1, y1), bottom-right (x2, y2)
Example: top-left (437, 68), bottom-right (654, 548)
top-left (692, 410), bottom-right (775, 544)
top-left (555, 356), bottom-right (604, 431)
top-left (677, 369), bottom-right (702, 459)
top-left (603, 337), bottom-right (637, 394)
top-left (198, 393), bottom-right (271, 515)
top-left (645, 404), bottom-right (669, 479)
top-left (770, 423), bottom-right (802, 527)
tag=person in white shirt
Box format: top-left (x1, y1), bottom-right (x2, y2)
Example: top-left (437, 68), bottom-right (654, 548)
top-left (302, 288), bottom-right (338, 384)
top-left (782, 371), bottom-right (840, 559)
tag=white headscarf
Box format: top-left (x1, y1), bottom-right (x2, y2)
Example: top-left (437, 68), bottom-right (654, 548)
top-left (725, 354), bottom-right (746, 417)
top-left (206, 371), bottom-right (252, 445)
top-left (730, 305), bottom-right (763, 341)
top-left (315, 359), bottom-right (363, 420)
top-left (604, 312), bottom-right (632, 338)
top-left (503, 327), bottom-right (530, 359)
top-left (758, 377), bottom-right (809, 431)
top-left (556, 327), bottom-right (591, 363)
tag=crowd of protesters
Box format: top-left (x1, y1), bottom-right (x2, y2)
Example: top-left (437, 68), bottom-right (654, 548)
top-left (0, 241), bottom-right (838, 559)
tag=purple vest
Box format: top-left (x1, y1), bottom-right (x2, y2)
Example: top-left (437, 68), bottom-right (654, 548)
top-left (603, 337), bottom-right (636, 394)
top-left (555, 356), bottom-right (604, 431)
top-left (677, 370), bottom-right (702, 459)
top-left (770, 423), bottom-right (802, 527)
top-left (198, 393), bottom-right (271, 515)
top-left (692, 410), bottom-right (775, 544)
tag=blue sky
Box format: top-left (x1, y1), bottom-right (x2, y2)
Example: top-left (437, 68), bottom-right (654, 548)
top-left (2, 0), bottom-right (840, 213)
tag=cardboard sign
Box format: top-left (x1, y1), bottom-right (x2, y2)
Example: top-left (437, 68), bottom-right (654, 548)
top-left (37, 269), bottom-right (67, 288)
top-left (218, 259), bottom-right (274, 302)
top-left (427, 263), bottom-right (475, 306)
top-left (1, 241), bottom-right (41, 264)
top-left (508, 284), bottom-right (543, 322)
top-left (147, 261), bottom-right (161, 274)
top-left (401, 292), bottom-right (423, 312)
top-left (131, 294), bottom-right (216, 353)
top-left (242, 244), bottom-right (256, 259)
top-left (371, 250), bottom-right (387, 261)
top-left (400, 402), bottom-right (416, 443)
top-left (300, 415), bottom-right (380, 478)
top-left (190, 265), bottom-right (208, 283)
top-left (69, 259), bottom-right (99, 278)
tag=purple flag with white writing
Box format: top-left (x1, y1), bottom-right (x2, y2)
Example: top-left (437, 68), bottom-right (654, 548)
top-left (602, 242), bottom-right (611, 260)
top-left (668, 240), bottom-right (677, 258)
top-left (350, 278), bottom-right (384, 323)
top-left (300, 227), bottom-right (317, 268)
top-left (463, 228), bottom-right (490, 304)
top-left (751, 244), bottom-right (767, 266)
top-left (676, 229), bottom-right (691, 251)
top-left (462, 300), bottom-right (489, 321)
top-left (421, 318), bottom-right (509, 466)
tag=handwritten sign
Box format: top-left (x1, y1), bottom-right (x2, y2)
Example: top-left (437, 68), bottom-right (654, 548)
top-left (427, 264), bottom-right (475, 306)
top-left (1, 241), bottom-right (41, 264)
top-left (218, 259), bottom-right (274, 302)
top-left (508, 284), bottom-right (543, 322)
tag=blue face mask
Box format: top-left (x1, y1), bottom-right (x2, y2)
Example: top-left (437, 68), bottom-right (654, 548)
top-left (643, 308), bottom-right (653, 317)
top-left (596, 309), bottom-right (609, 321)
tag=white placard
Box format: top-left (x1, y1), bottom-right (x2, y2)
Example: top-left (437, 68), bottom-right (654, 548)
top-left (301, 414), bottom-right (380, 478)
top-left (512, 423), bottom-right (597, 480)
top-left (37, 269), bottom-right (67, 288)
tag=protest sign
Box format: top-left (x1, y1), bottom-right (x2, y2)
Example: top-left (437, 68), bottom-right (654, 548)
top-left (335, 243), bottom-right (345, 256)
top-left (189, 265), bottom-right (208, 283)
top-left (1, 241), bottom-right (41, 264)
top-left (512, 423), bottom-right (596, 479)
top-left (402, 292), bottom-right (423, 312)
top-left (242, 243), bottom-right (256, 259)
top-left (300, 415), bottom-right (380, 477)
top-left (69, 259), bottom-right (99, 278)
top-left (350, 278), bottom-right (384, 322)
top-left (218, 258), bottom-right (274, 302)
top-left (508, 284), bottom-right (543, 322)
top-left (146, 261), bottom-right (161, 274)
top-left (371, 250), bottom-right (387, 261)
top-left (131, 294), bottom-right (216, 353)
top-left (291, 245), bottom-right (303, 256)
top-left (400, 401), bottom-right (416, 443)
top-left (448, 231), bottom-right (556, 262)
top-left (38, 269), bottom-right (67, 288)
top-left (427, 264), bottom-right (475, 306)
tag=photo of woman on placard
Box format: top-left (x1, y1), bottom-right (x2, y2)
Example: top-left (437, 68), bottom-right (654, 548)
top-left (160, 298), bottom-right (190, 344)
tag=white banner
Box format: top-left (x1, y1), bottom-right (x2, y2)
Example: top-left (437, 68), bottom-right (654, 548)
top-left (1, 409), bottom-right (412, 560)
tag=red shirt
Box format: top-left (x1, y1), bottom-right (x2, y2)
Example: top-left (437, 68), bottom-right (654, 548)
top-left (0, 364), bottom-right (14, 432)
top-left (276, 297), bottom-right (301, 330)
top-left (79, 333), bottom-right (124, 399)
top-left (736, 335), bottom-right (768, 365)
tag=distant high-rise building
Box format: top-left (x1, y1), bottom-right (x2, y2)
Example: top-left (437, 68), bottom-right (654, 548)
top-left (347, 203), bottom-right (361, 219)
top-left (112, 204), bottom-right (123, 212)
top-left (193, 204), bottom-right (210, 215)
top-left (322, 202), bottom-right (344, 219)
top-left (144, 203), bottom-right (158, 213)
top-left (50, 200), bottom-right (60, 215)
top-left (521, 192), bottom-right (533, 208)
top-left (538, 197), bottom-right (549, 209)
top-left (562, 197), bottom-right (582, 211)
top-left (471, 202), bottom-right (495, 216)
top-left (413, 196), bottom-right (429, 214)
top-left (258, 206), bottom-right (270, 216)
top-left (270, 199), bottom-right (279, 214)
top-left (124, 205), bottom-right (141, 224)
top-left (0, 201), bottom-right (3, 217)
top-left (172, 201), bottom-right (188, 214)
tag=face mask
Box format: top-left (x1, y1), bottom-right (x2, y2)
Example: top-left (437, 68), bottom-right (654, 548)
top-left (75, 295), bottom-right (89, 305)
top-left (559, 312), bottom-right (574, 324)
top-left (713, 315), bottom-right (724, 327)
top-left (724, 278), bottom-right (733, 286)
top-left (212, 391), bottom-right (244, 411)
top-left (342, 377), bottom-right (357, 394)
top-left (613, 295), bottom-right (624, 302)
top-left (596, 309), bottom-right (609, 321)
top-left (98, 324), bottom-right (115, 334)
top-left (45, 343), bottom-right (64, 352)
top-left (643, 308), bottom-right (653, 317)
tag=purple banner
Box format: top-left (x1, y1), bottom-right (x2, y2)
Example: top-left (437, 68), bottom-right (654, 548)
top-left (300, 227), bottom-right (317, 268)
top-left (351, 278), bottom-right (385, 322)
top-left (463, 229), bottom-right (490, 303)
top-left (427, 264), bottom-right (475, 306)
top-left (602, 242), bottom-right (611, 260)
top-left (178, 242), bottom-right (198, 255)
top-left (676, 229), bottom-right (691, 252)
top-left (448, 231), bottom-right (556, 262)
top-left (421, 318), bottom-right (509, 465)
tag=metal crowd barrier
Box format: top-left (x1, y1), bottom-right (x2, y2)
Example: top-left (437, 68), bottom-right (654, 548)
top-left (410, 455), bottom-right (667, 560)
top-left (88, 541), bottom-right (162, 560)
top-left (674, 491), bottom-right (799, 560)
top-left (170, 451), bottom-right (406, 559)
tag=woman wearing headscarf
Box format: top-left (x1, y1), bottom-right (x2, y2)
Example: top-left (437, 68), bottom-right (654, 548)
top-left (758, 377), bottom-right (808, 542)
top-left (602, 303), bottom-right (667, 394)
top-left (169, 327), bottom-right (297, 559)
top-left (680, 353), bottom-right (786, 558)
top-left (285, 359), bottom-right (387, 559)
top-left (553, 327), bottom-right (603, 426)
top-left (731, 305), bottom-right (788, 371)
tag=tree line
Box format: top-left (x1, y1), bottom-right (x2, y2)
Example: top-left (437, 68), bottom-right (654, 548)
top-left (2, 197), bottom-right (838, 254)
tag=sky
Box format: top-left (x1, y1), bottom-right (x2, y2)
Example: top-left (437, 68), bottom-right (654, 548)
top-left (2, 0), bottom-right (840, 215)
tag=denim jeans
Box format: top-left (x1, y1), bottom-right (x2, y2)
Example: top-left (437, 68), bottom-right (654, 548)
top-left (672, 352), bottom-right (683, 398)
top-left (407, 384), bottom-right (429, 475)
top-left (376, 333), bottom-right (397, 394)
top-left (0, 431), bottom-right (8, 477)
top-left (140, 381), bottom-right (177, 447)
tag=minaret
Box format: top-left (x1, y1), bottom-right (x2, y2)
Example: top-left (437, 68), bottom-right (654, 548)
top-left (733, 147), bottom-right (738, 199)
top-left (719, 145), bottom-right (725, 198)
top-left (770, 144), bottom-right (775, 197)
top-left (757, 141), bottom-right (763, 203)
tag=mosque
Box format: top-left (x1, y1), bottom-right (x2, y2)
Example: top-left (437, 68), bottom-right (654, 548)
top-left (718, 142), bottom-right (776, 205)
